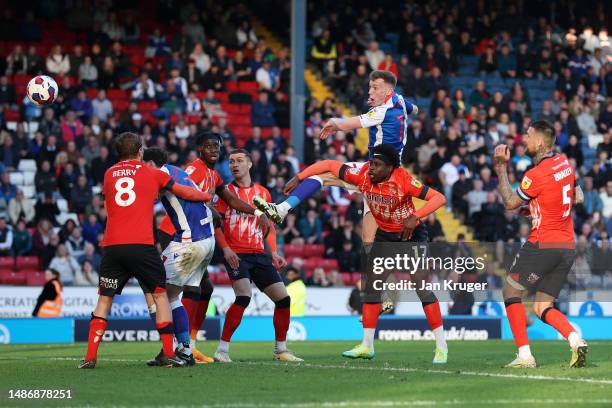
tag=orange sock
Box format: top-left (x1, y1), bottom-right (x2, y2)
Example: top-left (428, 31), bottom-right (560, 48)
top-left (541, 307), bottom-right (574, 339)
top-left (505, 298), bottom-right (529, 348)
top-left (362, 303), bottom-right (381, 329)
top-left (85, 316), bottom-right (107, 361)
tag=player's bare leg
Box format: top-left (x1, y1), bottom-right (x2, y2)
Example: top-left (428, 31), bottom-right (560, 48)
top-left (502, 278), bottom-right (536, 368)
top-left (533, 292), bottom-right (588, 368)
top-left (79, 295), bottom-right (113, 368)
top-left (264, 282), bottom-right (303, 362)
top-left (254, 173), bottom-right (341, 224)
top-left (215, 278), bottom-right (252, 363)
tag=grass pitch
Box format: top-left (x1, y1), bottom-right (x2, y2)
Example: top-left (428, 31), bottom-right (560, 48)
top-left (1, 340), bottom-right (611, 407)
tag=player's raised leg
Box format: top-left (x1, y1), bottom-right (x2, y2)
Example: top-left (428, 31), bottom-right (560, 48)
top-left (534, 292), bottom-right (588, 368)
top-left (215, 278), bottom-right (252, 363)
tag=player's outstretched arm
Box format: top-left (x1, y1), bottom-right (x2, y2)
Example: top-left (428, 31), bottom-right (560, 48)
top-left (400, 188), bottom-right (446, 241)
top-left (170, 183), bottom-right (212, 202)
top-left (493, 144), bottom-right (525, 210)
top-left (320, 117), bottom-right (362, 140)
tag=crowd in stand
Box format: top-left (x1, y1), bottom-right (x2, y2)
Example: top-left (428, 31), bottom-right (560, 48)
top-left (302, 0), bottom-right (612, 285)
top-left (1, 0), bottom-right (611, 291)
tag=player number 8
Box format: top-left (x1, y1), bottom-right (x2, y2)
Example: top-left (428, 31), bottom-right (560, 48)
top-left (115, 177), bottom-right (136, 207)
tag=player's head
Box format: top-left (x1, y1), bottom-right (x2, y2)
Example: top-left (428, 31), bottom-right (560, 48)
top-left (229, 149), bottom-right (252, 181)
top-left (524, 120), bottom-right (555, 156)
top-left (368, 70), bottom-right (396, 107)
top-left (196, 131), bottom-right (222, 166)
top-left (142, 147), bottom-right (168, 169)
top-left (369, 144), bottom-right (399, 183)
top-left (115, 132), bottom-right (143, 161)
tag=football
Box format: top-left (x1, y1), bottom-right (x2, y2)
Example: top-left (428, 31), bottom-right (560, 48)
top-left (26, 75), bottom-right (58, 106)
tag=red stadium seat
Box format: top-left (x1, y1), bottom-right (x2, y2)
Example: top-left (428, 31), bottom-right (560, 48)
top-left (239, 81), bottom-right (259, 92)
top-left (225, 81), bottom-right (240, 92)
top-left (0, 257), bottom-right (15, 271)
top-left (224, 104), bottom-right (241, 114)
top-left (25, 270), bottom-right (46, 286)
top-left (138, 100), bottom-right (158, 111)
top-left (0, 271), bottom-right (27, 285)
top-left (304, 244), bottom-right (325, 258)
top-left (4, 110), bottom-right (20, 121)
top-left (283, 244), bottom-right (304, 258)
top-left (341, 272), bottom-right (353, 285)
top-left (86, 88), bottom-right (98, 99)
top-left (113, 99), bottom-right (131, 112)
top-left (227, 114), bottom-right (250, 126)
top-left (216, 92), bottom-right (229, 104)
top-left (303, 258), bottom-right (320, 273)
top-left (239, 104), bottom-right (252, 114)
top-left (320, 259), bottom-right (339, 271)
top-left (16, 256), bottom-right (40, 270)
top-left (107, 88), bottom-right (128, 100)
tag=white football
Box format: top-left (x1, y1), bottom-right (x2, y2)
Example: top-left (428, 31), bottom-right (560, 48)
top-left (26, 75), bottom-right (59, 106)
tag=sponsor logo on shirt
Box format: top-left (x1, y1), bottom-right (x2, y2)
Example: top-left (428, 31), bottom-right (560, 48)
top-left (411, 178), bottom-right (423, 188)
top-left (521, 176), bottom-right (532, 191)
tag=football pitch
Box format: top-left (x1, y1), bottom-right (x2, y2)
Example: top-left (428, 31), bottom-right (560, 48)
top-left (1, 341), bottom-right (611, 407)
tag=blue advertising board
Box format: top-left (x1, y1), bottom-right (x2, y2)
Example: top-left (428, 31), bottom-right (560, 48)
top-left (0, 318), bottom-right (74, 344)
top-left (375, 316), bottom-right (502, 340)
top-left (74, 317), bottom-right (221, 342)
top-left (231, 316), bottom-right (364, 341)
top-left (502, 317), bottom-right (612, 340)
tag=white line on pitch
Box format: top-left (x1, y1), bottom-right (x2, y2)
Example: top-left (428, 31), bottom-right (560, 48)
top-left (240, 361), bottom-right (612, 386)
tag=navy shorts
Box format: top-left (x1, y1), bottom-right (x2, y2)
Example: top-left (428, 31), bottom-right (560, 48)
top-left (225, 253), bottom-right (282, 291)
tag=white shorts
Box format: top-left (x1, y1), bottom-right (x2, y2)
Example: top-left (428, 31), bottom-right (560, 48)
top-left (162, 237), bottom-right (215, 287)
top-left (342, 161), bottom-right (370, 214)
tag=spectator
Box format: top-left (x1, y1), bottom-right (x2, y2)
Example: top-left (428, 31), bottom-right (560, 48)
top-left (82, 214), bottom-right (103, 246)
top-left (123, 14), bottom-right (141, 44)
top-left (38, 108), bottom-right (61, 138)
top-left (91, 145), bottom-right (113, 185)
top-left (469, 80), bottom-right (489, 108)
top-left (98, 56), bottom-right (118, 89)
top-left (48, 243), bottom-right (80, 286)
top-left (348, 279), bottom-right (362, 314)
top-left (285, 267), bottom-right (306, 316)
top-left (183, 14), bottom-right (205, 45)
top-left (0, 172), bottom-right (17, 202)
top-left (102, 12), bottom-right (124, 42)
top-left (78, 241), bottom-right (101, 271)
top-left (34, 192), bottom-right (60, 225)
top-left (91, 90), bottom-right (113, 123)
top-left (497, 43), bottom-right (516, 78)
top-left (8, 189), bottom-right (35, 225)
top-left (236, 20), bottom-right (257, 47)
top-left (78, 55), bottom-right (98, 88)
top-left (11, 219), bottom-right (31, 256)
top-left (365, 41), bottom-right (384, 71)
top-left (256, 60), bottom-right (277, 91)
top-left (69, 175), bottom-right (92, 215)
top-left (251, 92), bottom-right (276, 127)
top-left (478, 45), bottom-right (498, 76)
top-left (439, 155), bottom-right (462, 209)
top-left (65, 227), bottom-right (86, 259)
top-left (60, 111), bottom-right (84, 143)
top-left (600, 181), bottom-right (612, 219)
top-left (582, 177), bottom-right (603, 215)
top-left (298, 209), bottom-right (323, 244)
top-left (145, 28), bottom-right (171, 58)
top-left (68, 44), bottom-right (84, 77)
top-left (311, 30), bottom-right (337, 74)
top-left (131, 73), bottom-right (156, 100)
top-left (0, 216), bottom-right (13, 256)
top-left (0, 75), bottom-right (16, 108)
top-left (70, 90), bottom-right (94, 122)
top-left (183, 59), bottom-right (203, 88)
top-left (45, 45), bottom-right (70, 76)
top-left (5, 44), bottom-right (27, 75)
top-left (26, 45), bottom-right (43, 75)
top-left (336, 240), bottom-right (360, 273)
top-left (74, 259), bottom-right (98, 286)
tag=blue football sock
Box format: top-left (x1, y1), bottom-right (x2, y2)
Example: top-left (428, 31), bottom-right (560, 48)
top-left (285, 176), bottom-right (323, 209)
top-left (170, 300), bottom-right (190, 346)
top-left (148, 303), bottom-right (157, 326)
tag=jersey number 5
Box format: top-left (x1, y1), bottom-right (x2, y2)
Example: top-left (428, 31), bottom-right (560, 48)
top-left (115, 177), bottom-right (136, 207)
top-left (562, 183), bottom-right (571, 218)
